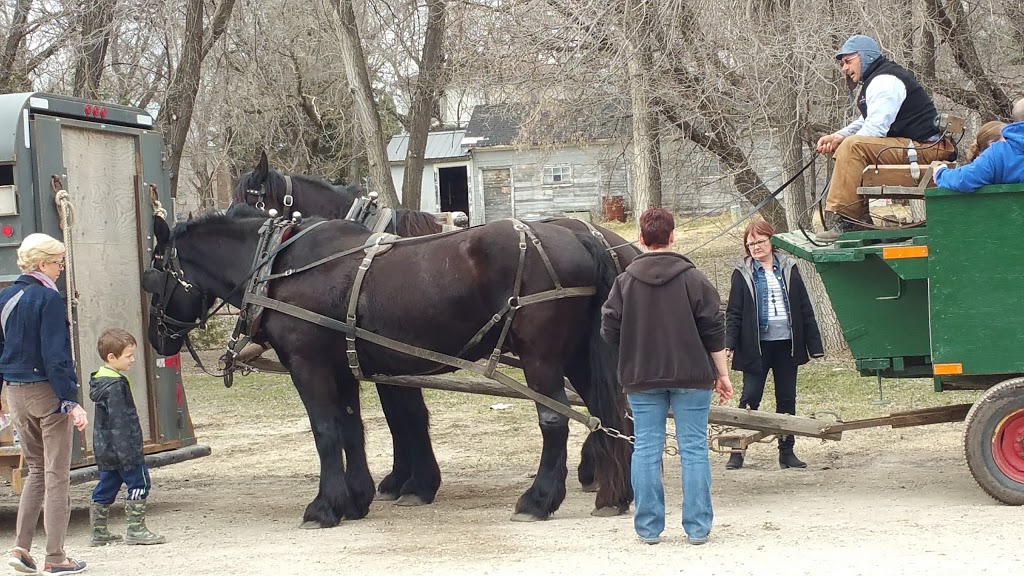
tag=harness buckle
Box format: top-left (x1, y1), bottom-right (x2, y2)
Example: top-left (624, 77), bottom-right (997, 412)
top-left (508, 296), bottom-right (520, 309)
top-left (519, 242), bottom-right (528, 251)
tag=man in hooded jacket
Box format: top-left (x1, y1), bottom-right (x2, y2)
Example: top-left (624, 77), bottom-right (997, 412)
top-left (816, 34), bottom-right (955, 240)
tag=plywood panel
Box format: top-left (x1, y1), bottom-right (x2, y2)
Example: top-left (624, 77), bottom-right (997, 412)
top-left (61, 127), bottom-right (151, 443)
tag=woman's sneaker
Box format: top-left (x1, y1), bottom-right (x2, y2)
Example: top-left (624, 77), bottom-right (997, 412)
top-left (7, 549), bottom-right (38, 574)
top-left (42, 557), bottom-right (87, 575)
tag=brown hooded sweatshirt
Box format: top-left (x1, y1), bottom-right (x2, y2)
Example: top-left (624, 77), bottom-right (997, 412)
top-left (600, 251), bottom-right (725, 394)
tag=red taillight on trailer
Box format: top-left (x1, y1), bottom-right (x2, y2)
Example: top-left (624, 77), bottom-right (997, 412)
top-left (1, 225), bottom-right (12, 237)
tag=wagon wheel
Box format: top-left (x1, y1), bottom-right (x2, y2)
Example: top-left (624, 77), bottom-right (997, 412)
top-left (963, 377), bottom-right (1024, 505)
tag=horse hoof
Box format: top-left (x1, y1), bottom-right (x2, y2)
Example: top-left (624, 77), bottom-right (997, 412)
top-left (300, 520), bottom-right (326, 529)
top-left (374, 491), bottom-right (399, 502)
top-left (591, 506), bottom-right (627, 517)
top-left (580, 482), bottom-right (598, 493)
top-left (510, 512), bottom-right (543, 522)
top-left (395, 494), bottom-right (428, 507)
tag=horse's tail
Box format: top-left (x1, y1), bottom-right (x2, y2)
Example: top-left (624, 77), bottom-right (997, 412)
top-left (574, 232), bottom-right (633, 512)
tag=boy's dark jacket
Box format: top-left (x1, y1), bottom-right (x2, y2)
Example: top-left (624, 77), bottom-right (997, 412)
top-left (600, 252), bottom-right (725, 393)
top-left (89, 367), bottom-right (144, 472)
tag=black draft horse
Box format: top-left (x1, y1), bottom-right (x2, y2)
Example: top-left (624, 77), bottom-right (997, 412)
top-left (143, 208), bottom-right (632, 527)
top-left (233, 152), bottom-right (443, 236)
top-left (232, 153), bottom-right (641, 493)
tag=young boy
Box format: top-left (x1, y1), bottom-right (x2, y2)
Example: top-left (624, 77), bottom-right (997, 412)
top-left (89, 328), bottom-right (166, 546)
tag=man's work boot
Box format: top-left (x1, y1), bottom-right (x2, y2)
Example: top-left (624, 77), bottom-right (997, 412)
top-left (726, 451), bottom-right (745, 470)
top-left (90, 502), bottom-right (123, 546)
top-left (125, 500), bottom-right (167, 545)
top-left (816, 211), bottom-right (867, 241)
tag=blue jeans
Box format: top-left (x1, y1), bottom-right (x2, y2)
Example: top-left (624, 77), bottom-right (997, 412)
top-left (627, 388), bottom-right (713, 541)
top-left (92, 465), bottom-right (152, 505)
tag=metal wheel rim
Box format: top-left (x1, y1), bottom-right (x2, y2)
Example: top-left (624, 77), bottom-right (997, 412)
top-left (991, 407), bottom-right (1024, 484)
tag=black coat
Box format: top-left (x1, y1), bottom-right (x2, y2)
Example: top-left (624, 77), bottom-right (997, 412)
top-left (725, 255), bottom-right (824, 373)
top-left (89, 368), bottom-right (145, 472)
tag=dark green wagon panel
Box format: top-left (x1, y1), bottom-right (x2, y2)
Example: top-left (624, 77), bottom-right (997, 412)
top-left (926, 184), bottom-right (1024, 376)
top-left (772, 231), bottom-right (933, 377)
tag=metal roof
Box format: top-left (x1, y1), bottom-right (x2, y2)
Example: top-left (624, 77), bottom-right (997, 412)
top-left (387, 129), bottom-right (468, 163)
top-left (463, 103), bottom-right (629, 148)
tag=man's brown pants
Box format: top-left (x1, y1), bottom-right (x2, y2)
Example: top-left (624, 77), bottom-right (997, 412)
top-left (824, 135), bottom-right (955, 221)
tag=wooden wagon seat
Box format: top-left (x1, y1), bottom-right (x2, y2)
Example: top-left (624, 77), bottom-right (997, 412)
top-left (857, 114), bottom-right (966, 200)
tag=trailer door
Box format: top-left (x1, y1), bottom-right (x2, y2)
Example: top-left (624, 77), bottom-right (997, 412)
top-left (61, 126), bottom-right (153, 442)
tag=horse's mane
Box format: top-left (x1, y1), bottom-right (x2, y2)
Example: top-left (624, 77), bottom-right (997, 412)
top-left (170, 205), bottom-right (266, 242)
top-left (395, 209), bottom-right (443, 236)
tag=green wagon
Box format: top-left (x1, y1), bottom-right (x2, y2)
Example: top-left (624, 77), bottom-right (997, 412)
top-left (773, 182), bottom-right (1024, 505)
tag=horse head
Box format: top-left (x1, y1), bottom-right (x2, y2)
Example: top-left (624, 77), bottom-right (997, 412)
top-left (142, 215), bottom-right (214, 355)
top-left (232, 151), bottom-right (362, 219)
top-left (233, 150), bottom-right (294, 212)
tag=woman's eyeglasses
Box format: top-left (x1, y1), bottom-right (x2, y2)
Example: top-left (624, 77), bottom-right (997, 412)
top-left (48, 259), bottom-right (66, 269)
top-left (745, 239), bottom-right (769, 249)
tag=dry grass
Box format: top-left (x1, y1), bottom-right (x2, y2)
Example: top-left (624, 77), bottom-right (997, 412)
top-left (599, 212), bottom-right (743, 296)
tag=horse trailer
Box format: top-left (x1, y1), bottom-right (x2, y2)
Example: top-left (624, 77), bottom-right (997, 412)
top-left (0, 92), bottom-right (209, 492)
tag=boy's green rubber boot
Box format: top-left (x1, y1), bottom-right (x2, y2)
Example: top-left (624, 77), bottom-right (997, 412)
top-left (90, 503), bottom-right (123, 546)
top-left (125, 500), bottom-right (167, 545)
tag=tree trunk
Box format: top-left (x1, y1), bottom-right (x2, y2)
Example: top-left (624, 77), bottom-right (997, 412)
top-left (922, 0), bottom-right (1012, 120)
top-left (331, 0), bottom-right (401, 207)
top-left (920, 20), bottom-right (937, 80)
top-left (72, 0), bottom-right (115, 99)
top-left (624, 0), bottom-right (662, 216)
top-left (157, 0), bottom-right (237, 197)
top-left (0, 0), bottom-right (32, 92)
top-left (401, 0), bottom-right (447, 211)
top-left (779, 124), bottom-right (808, 230)
top-left (759, 0), bottom-right (808, 231)
top-left (661, 105), bottom-right (787, 231)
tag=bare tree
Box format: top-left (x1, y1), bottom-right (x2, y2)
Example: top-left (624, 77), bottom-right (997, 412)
top-left (922, 0), bottom-right (1013, 120)
top-left (156, 0), bottom-right (237, 197)
top-left (624, 0), bottom-right (663, 214)
top-left (0, 0), bottom-right (65, 92)
top-left (399, 0), bottom-right (448, 210)
top-left (72, 0), bottom-right (116, 99)
top-left (330, 0), bottom-right (401, 207)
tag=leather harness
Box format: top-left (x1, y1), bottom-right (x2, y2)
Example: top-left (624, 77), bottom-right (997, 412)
top-left (222, 216), bottom-right (598, 428)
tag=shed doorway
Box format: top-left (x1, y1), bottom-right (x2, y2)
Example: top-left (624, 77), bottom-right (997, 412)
top-left (438, 165), bottom-right (469, 217)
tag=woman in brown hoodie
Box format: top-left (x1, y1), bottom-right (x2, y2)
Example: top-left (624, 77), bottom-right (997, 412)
top-left (601, 208), bottom-right (733, 546)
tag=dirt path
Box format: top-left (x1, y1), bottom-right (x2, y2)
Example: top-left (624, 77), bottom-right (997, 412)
top-left (2, 387), bottom-right (1021, 576)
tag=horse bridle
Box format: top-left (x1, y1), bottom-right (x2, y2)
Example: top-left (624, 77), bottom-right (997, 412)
top-left (247, 174), bottom-right (293, 211)
top-left (147, 244), bottom-right (210, 340)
